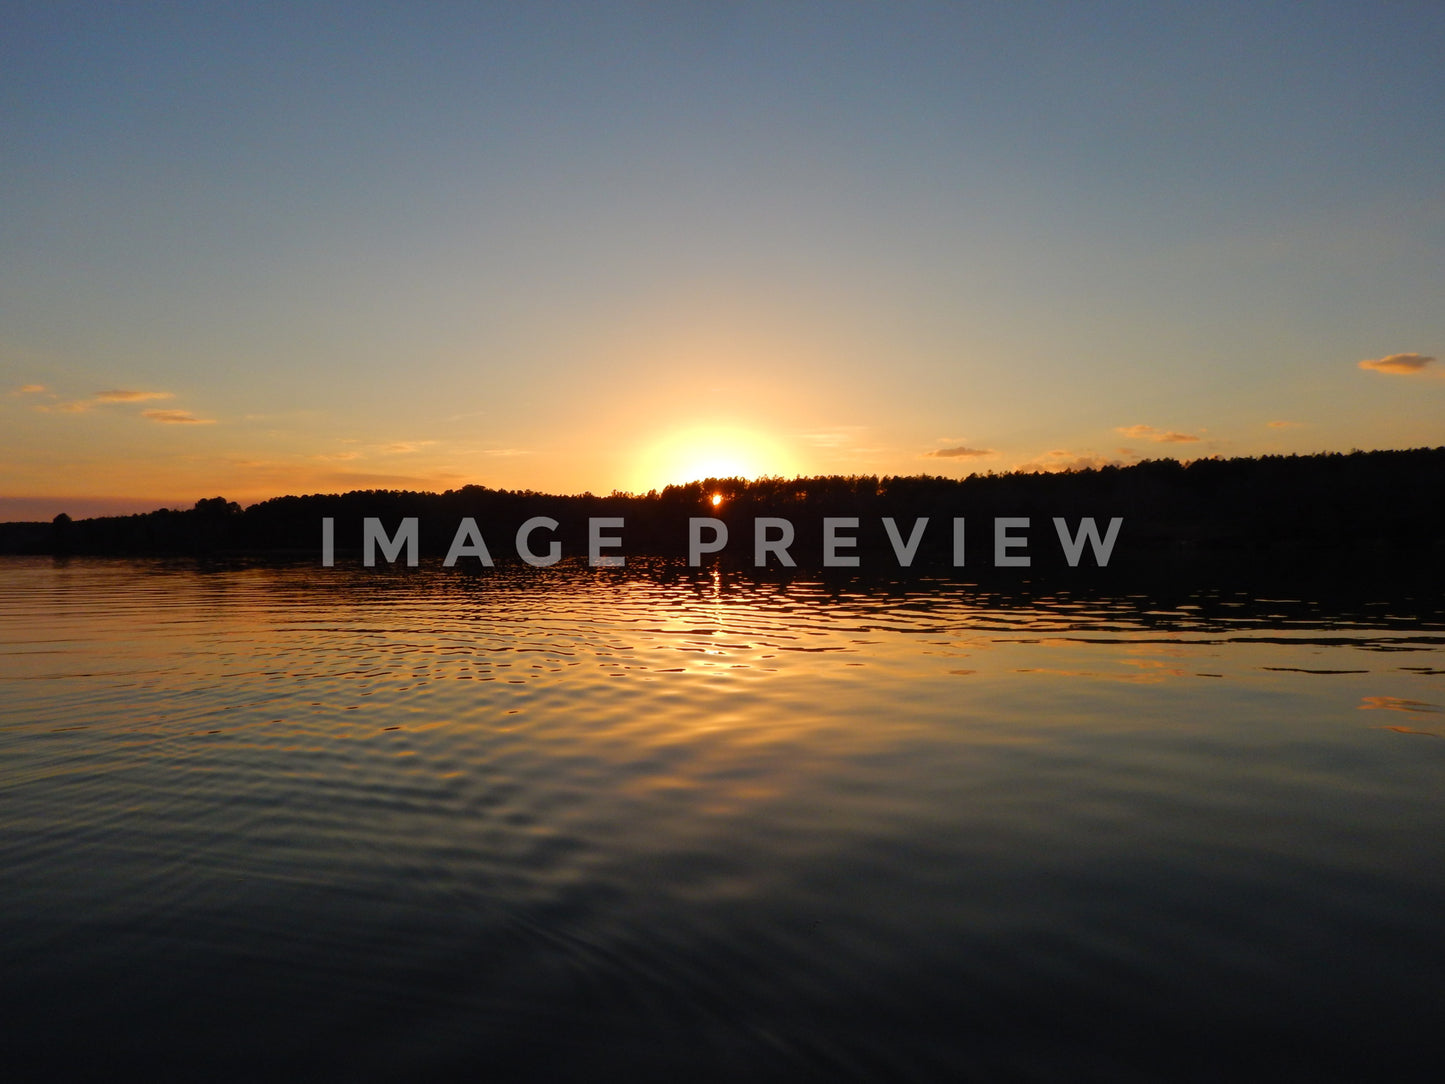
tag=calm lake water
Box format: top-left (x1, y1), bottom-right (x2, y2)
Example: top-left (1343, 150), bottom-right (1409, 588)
top-left (2, 557), bottom-right (1443, 1080)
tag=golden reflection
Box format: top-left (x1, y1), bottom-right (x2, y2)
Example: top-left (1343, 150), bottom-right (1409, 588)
top-left (1358, 695), bottom-right (1442, 713)
top-left (1011, 667), bottom-right (1173, 684)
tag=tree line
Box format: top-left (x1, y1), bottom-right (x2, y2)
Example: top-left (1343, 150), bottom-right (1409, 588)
top-left (3, 448), bottom-right (1443, 583)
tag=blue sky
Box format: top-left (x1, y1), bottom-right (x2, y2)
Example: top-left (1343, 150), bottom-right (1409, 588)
top-left (3, 1), bottom-right (1443, 518)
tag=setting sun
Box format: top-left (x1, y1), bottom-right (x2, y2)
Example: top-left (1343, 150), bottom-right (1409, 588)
top-left (632, 426), bottom-right (796, 492)
top-left (710, 493), bottom-right (723, 507)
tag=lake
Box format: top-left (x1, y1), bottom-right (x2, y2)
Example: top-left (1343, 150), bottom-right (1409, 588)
top-left (2, 557), bottom-right (1443, 1080)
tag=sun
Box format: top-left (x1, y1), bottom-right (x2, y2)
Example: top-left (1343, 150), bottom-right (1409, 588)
top-left (633, 425), bottom-right (795, 491)
top-left (710, 493), bottom-right (723, 507)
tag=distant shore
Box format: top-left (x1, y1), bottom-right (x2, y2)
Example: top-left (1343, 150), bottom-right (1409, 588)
top-left (3, 449), bottom-right (1443, 585)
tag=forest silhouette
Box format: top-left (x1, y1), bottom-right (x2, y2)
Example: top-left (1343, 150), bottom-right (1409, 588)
top-left (4, 449), bottom-right (1443, 591)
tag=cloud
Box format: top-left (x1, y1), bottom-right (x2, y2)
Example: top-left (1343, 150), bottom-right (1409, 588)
top-left (1267, 420), bottom-right (1301, 429)
top-left (1358, 353), bottom-right (1436, 375)
top-left (33, 388), bottom-right (180, 413)
top-left (798, 427), bottom-right (868, 449)
top-left (924, 445), bottom-right (994, 459)
top-left (1115, 424), bottom-right (1201, 443)
top-left (94, 389), bottom-right (174, 402)
top-left (221, 456), bottom-right (469, 493)
top-left (10, 384), bottom-right (46, 396)
top-left (1013, 450), bottom-right (1125, 474)
top-left (381, 440), bottom-right (437, 454)
top-left (143, 409), bottom-right (215, 424)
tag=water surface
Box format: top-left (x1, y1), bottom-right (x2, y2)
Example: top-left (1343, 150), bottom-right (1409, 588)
top-left (2, 558), bottom-right (1443, 1080)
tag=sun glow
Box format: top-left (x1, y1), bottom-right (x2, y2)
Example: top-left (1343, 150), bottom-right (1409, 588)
top-left (633, 426), bottom-right (796, 491)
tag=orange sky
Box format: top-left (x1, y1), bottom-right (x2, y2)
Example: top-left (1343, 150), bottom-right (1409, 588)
top-left (3, 6), bottom-right (1442, 519)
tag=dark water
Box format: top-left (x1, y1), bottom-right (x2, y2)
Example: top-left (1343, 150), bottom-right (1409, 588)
top-left (2, 558), bottom-right (1443, 1081)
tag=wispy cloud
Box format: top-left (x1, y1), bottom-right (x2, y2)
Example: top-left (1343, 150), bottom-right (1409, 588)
top-left (94, 389), bottom-right (174, 402)
top-left (382, 440), bottom-right (437, 454)
top-left (798, 427), bottom-right (868, 449)
top-left (1115, 424), bottom-right (1201, 443)
top-left (1014, 450), bottom-right (1124, 474)
top-left (32, 388), bottom-right (182, 414)
top-left (223, 456), bottom-right (469, 493)
top-left (483, 448), bottom-right (531, 457)
top-left (1267, 420), bottom-right (1302, 428)
top-left (1358, 353), bottom-right (1436, 375)
top-left (923, 445), bottom-right (994, 458)
top-left (143, 409), bottom-right (215, 424)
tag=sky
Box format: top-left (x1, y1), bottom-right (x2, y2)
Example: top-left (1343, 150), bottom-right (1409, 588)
top-left (3, 1), bottom-right (1443, 519)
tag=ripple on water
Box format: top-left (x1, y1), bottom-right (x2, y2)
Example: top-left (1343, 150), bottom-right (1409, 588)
top-left (2, 557), bottom-right (1444, 1078)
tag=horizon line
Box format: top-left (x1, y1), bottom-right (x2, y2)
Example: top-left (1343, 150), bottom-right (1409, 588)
top-left (3, 445), bottom-right (1441, 524)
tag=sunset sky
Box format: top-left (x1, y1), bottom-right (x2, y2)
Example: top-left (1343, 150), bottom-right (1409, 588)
top-left (3, 2), bottom-right (1443, 520)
